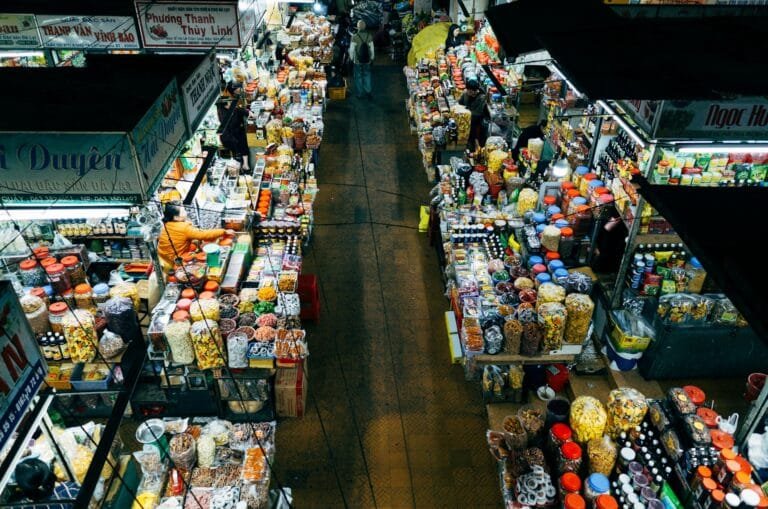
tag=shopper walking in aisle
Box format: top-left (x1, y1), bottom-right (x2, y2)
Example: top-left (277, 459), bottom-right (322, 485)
top-left (218, 81), bottom-right (252, 171)
top-left (157, 202), bottom-right (233, 271)
top-left (349, 20), bottom-right (374, 99)
top-left (459, 79), bottom-right (487, 149)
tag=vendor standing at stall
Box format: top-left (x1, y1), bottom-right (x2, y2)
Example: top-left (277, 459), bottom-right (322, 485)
top-left (459, 79), bottom-right (487, 149)
top-left (445, 24), bottom-right (464, 49)
top-left (157, 202), bottom-right (233, 271)
top-left (512, 119), bottom-right (547, 161)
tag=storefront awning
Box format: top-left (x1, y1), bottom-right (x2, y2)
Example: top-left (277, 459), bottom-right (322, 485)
top-left (635, 176), bottom-right (768, 343)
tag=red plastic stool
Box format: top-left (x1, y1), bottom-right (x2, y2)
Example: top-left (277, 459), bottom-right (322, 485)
top-left (298, 274), bottom-right (320, 322)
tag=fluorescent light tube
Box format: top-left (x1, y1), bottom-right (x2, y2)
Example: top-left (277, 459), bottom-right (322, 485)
top-left (676, 144), bottom-right (768, 154)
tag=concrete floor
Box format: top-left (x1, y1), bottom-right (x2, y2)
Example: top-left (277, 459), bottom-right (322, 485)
top-left (273, 64), bottom-right (502, 508)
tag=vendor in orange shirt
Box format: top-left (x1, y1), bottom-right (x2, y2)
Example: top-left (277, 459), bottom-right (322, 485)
top-left (157, 201), bottom-right (233, 270)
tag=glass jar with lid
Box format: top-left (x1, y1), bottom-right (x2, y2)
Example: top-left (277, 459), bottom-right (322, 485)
top-left (559, 227), bottom-right (575, 260)
top-left (61, 256), bottom-right (86, 286)
top-left (48, 301), bottom-right (70, 333)
top-left (19, 259), bottom-right (46, 287)
top-left (559, 441), bottom-right (583, 474)
top-left (74, 284), bottom-right (96, 313)
top-left (568, 196), bottom-right (588, 217)
top-left (560, 472), bottom-right (582, 499)
top-left (549, 423), bottom-right (573, 456)
top-left (92, 283), bottom-right (110, 307)
top-left (45, 263), bottom-right (71, 295)
top-left (584, 474), bottom-right (610, 505)
top-left (572, 205), bottom-right (593, 238)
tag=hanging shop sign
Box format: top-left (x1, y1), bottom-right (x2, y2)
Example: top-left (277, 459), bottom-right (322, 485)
top-left (182, 52), bottom-right (221, 130)
top-left (36, 15), bottom-right (140, 50)
top-left (130, 78), bottom-right (188, 192)
top-left (0, 14), bottom-right (41, 49)
top-left (136, 1), bottom-right (242, 49)
top-left (238, 0), bottom-right (258, 46)
top-left (617, 99), bottom-right (660, 136)
top-left (654, 97), bottom-right (768, 140)
top-left (0, 285), bottom-right (46, 452)
top-left (0, 132), bottom-right (143, 205)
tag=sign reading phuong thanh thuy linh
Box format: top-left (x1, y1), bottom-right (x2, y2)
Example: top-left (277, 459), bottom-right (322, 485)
top-left (0, 14), bottom-right (41, 49)
top-left (0, 132), bottom-right (144, 204)
top-left (131, 78), bottom-right (188, 192)
top-left (182, 52), bottom-right (221, 130)
top-left (0, 284), bottom-right (46, 453)
top-left (36, 15), bottom-right (140, 49)
top-left (136, 1), bottom-right (240, 48)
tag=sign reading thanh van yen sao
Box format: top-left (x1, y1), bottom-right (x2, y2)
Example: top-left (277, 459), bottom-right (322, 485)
top-left (130, 78), bottom-right (188, 192)
top-left (0, 132), bottom-right (144, 204)
top-left (36, 15), bottom-right (140, 49)
top-left (654, 98), bottom-right (768, 140)
top-left (0, 283), bottom-right (46, 453)
top-left (0, 14), bottom-right (41, 49)
top-left (182, 52), bottom-right (221, 130)
top-left (136, 1), bottom-right (241, 49)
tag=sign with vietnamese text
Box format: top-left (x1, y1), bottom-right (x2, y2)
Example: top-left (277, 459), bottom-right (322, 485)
top-left (136, 1), bottom-right (240, 49)
top-left (131, 79), bottom-right (188, 192)
top-left (0, 284), bottom-right (46, 452)
top-left (655, 98), bottom-right (768, 140)
top-left (0, 132), bottom-right (143, 204)
top-left (0, 14), bottom-right (41, 49)
top-left (182, 52), bottom-right (221, 129)
top-left (37, 15), bottom-right (140, 49)
top-left (238, 0), bottom-right (257, 45)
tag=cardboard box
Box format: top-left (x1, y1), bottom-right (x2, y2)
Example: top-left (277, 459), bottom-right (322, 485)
top-left (275, 365), bottom-right (307, 418)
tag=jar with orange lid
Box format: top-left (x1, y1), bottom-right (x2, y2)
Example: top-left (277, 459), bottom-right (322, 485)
top-left (61, 255), bottom-right (86, 286)
top-left (572, 205), bottom-right (593, 238)
top-left (559, 441), bottom-right (583, 474)
top-left (559, 472), bottom-right (581, 499)
top-left (203, 281), bottom-right (220, 293)
top-left (691, 466), bottom-right (712, 495)
top-left (596, 494), bottom-right (618, 509)
top-left (564, 493), bottom-right (586, 509)
top-left (562, 189), bottom-right (581, 218)
top-left (696, 477), bottom-right (718, 506)
top-left (589, 186), bottom-right (610, 208)
top-left (30, 287), bottom-right (49, 306)
top-left (712, 449), bottom-right (737, 479)
top-left (45, 263), bottom-right (71, 295)
top-left (716, 459), bottom-right (741, 487)
top-left (74, 284), bottom-right (96, 313)
top-left (730, 471), bottom-right (753, 494)
top-left (559, 227), bottom-right (575, 260)
top-left (48, 301), bottom-right (70, 334)
top-left (19, 259), bottom-right (45, 287)
top-left (705, 490), bottom-right (725, 509)
top-left (40, 257), bottom-right (57, 270)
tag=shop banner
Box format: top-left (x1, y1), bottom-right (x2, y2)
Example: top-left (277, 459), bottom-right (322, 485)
top-left (36, 15), bottom-right (140, 50)
top-left (0, 14), bottom-right (41, 49)
top-left (617, 99), bottom-right (660, 136)
top-left (0, 285), bottom-right (46, 452)
top-left (182, 52), bottom-right (221, 130)
top-left (131, 79), bottom-right (188, 192)
top-left (0, 132), bottom-right (143, 204)
top-left (238, 0), bottom-right (258, 45)
top-left (136, 1), bottom-right (241, 49)
top-left (654, 98), bottom-right (768, 140)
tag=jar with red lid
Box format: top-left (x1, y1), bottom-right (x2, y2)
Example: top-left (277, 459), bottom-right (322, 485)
top-left (40, 257), bottom-right (57, 270)
top-left (559, 227), bottom-right (575, 259)
top-left (19, 259), bottom-right (46, 287)
top-left (549, 423), bottom-right (573, 455)
top-left (697, 407), bottom-right (719, 428)
top-left (559, 441), bottom-right (583, 474)
top-left (571, 205), bottom-right (593, 238)
top-left (716, 459), bottom-right (741, 487)
top-left (562, 189), bottom-right (581, 218)
top-left (560, 472), bottom-right (582, 498)
top-left (48, 301), bottom-right (70, 333)
top-left (712, 449), bottom-right (737, 479)
top-left (564, 493), bottom-right (586, 509)
top-left (596, 494), bottom-right (618, 509)
top-left (544, 195), bottom-right (558, 208)
top-left (61, 256), bottom-right (86, 286)
top-left (596, 194), bottom-right (615, 220)
top-left (32, 246), bottom-right (49, 260)
top-left (45, 263), bottom-right (71, 295)
top-left (684, 385), bottom-right (706, 406)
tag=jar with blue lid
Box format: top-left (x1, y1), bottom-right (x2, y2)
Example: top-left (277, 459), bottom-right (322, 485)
top-left (535, 272), bottom-right (552, 287)
top-left (536, 224), bottom-right (547, 234)
top-left (585, 474), bottom-right (610, 504)
top-left (549, 259), bottom-right (565, 272)
top-left (547, 206), bottom-right (562, 219)
top-left (569, 196), bottom-right (588, 216)
top-left (93, 283), bottom-right (110, 307)
top-left (554, 268), bottom-right (570, 285)
top-left (528, 255), bottom-right (544, 268)
top-left (555, 219), bottom-right (570, 229)
top-left (573, 166), bottom-right (589, 189)
top-left (533, 212), bottom-right (547, 224)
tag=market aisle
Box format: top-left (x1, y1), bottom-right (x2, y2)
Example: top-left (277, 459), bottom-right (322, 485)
top-left (274, 63), bottom-right (502, 508)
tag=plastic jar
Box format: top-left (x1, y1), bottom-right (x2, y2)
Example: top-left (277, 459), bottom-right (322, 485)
top-left (536, 273), bottom-right (552, 288)
top-left (587, 180), bottom-right (605, 200)
top-left (572, 205), bottom-right (593, 238)
top-left (559, 441), bottom-right (583, 474)
top-left (19, 259), bottom-right (46, 287)
top-left (45, 263), bottom-right (71, 295)
top-left (585, 474), bottom-right (610, 506)
top-left (93, 283), bottom-right (110, 307)
top-left (528, 256), bottom-right (544, 269)
top-left (559, 227), bottom-right (575, 259)
top-left (546, 252), bottom-right (562, 264)
top-left (565, 493), bottom-right (586, 509)
top-left (21, 295), bottom-right (49, 335)
top-left (712, 448), bottom-right (737, 479)
top-left (61, 256), bottom-right (86, 286)
top-left (696, 478), bottom-right (718, 505)
top-left (40, 257), bottom-right (57, 270)
top-left (562, 189), bottom-right (581, 218)
top-left (560, 472), bottom-right (582, 499)
top-left (542, 225), bottom-right (561, 252)
top-left (547, 205), bottom-right (562, 220)
top-left (74, 284), bottom-right (96, 313)
top-left (227, 331), bottom-right (249, 368)
top-left (30, 287), bottom-right (49, 306)
top-left (549, 423), bottom-right (573, 454)
top-left (715, 460), bottom-right (741, 487)
top-left (706, 490), bottom-right (725, 509)
top-left (580, 173), bottom-right (598, 196)
top-left (569, 196), bottom-right (588, 217)
top-left (48, 302), bottom-right (69, 333)
top-left (596, 495), bottom-right (618, 509)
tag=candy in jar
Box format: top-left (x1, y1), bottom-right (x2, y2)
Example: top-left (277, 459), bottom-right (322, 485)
top-left (570, 396), bottom-right (608, 443)
top-left (21, 295), bottom-right (49, 335)
top-left (190, 319), bottom-right (225, 370)
top-left (62, 309), bottom-right (98, 362)
top-left (517, 188), bottom-right (538, 216)
top-left (587, 435), bottom-right (617, 476)
top-left (605, 387), bottom-right (648, 438)
top-left (537, 283), bottom-right (566, 308)
top-left (564, 293), bottom-right (594, 344)
top-left (538, 302), bottom-right (567, 352)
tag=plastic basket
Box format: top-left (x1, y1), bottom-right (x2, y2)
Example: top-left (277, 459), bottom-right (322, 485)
top-left (328, 80), bottom-right (347, 101)
top-left (70, 363), bottom-right (112, 391)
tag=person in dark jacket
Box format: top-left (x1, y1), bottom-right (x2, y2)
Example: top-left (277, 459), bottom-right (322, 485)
top-left (512, 119), bottom-right (547, 160)
top-left (217, 81), bottom-right (252, 170)
top-left (445, 24), bottom-right (463, 49)
top-left (459, 79), bottom-right (487, 149)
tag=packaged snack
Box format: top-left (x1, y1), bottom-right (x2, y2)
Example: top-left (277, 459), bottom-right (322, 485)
top-left (564, 293), bottom-right (594, 344)
top-left (538, 302), bottom-right (567, 352)
top-left (605, 387), bottom-right (648, 437)
top-left (667, 387), bottom-right (697, 417)
top-left (570, 396), bottom-right (608, 443)
top-left (587, 435), bottom-right (617, 476)
top-left (682, 414), bottom-right (712, 447)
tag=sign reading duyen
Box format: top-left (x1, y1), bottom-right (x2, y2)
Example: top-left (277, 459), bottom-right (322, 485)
top-left (182, 52), bottom-right (221, 130)
top-left (130, 78), bottom-right (188, 192)
top-left (0, 283), bottom-right (46, 452)
top-left (0, 132), bottom-right (143, 204)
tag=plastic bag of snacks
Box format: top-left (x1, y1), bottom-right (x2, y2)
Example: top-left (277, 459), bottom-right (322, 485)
top-left (502, 415), bottom-right (527, 450)
top-left (517, 188), bottom-right (538, 216)
top-left (587, 435), bottom-right (617, 476)
top-left (190, 299), bottom-right (220, 322)
top-left (488, 149), bottom-right (508, 173)
top-left (566, 271), bottom-right (593, 295)
top-left (110, 282), bottom-right (140, 311)
top-left (538, 302), bottom-right (567, 352)
top-left (564, 293), bottom-right (594, 344)
top-left (605, 387), bottom-right (648, 438)
top-left (570, 396), bottom-right (608, 443)
top-left (520, 322), bottom-right (542, 355)
top-left (503, 319), bottom-right (523, 354)
top-left (537, 283), bottom-right (566, 308)
top-left (657, 293), bottom-right (695, 324)
top-left (190, 320), bottom-right (225, 370)
top-left (166, 320), bottom-right (195, 365)
top-left (63, 309), bottom-right (98, 362)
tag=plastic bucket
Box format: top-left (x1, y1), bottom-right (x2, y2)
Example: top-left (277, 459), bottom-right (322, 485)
top-left (203, 243), bottom-right (221, 268)
top-left (136, 419), bottom-right (169, 459)
top-left (745, 373), bottom-right (767, 402)
top-left (606, 338), bottom-right (643, 371)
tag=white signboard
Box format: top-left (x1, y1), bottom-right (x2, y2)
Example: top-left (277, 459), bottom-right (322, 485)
top-left (36, 15), bottom-right (140, 49)
top-left (0, 14), bottom-right (41, 49)
top-left (136, 1), bottom-right (241, 49)
top-left (182, 52), bottom-right (221, 129)
top-left (238, 0), bottom-right (257, 45)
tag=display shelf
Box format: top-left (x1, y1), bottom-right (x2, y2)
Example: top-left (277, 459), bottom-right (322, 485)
top-left (67, 235), bottom-right (143, 240)
top-left (472, 353), bottom-right (576, 365)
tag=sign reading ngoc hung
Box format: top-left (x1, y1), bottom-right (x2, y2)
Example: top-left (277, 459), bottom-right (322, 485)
top-left (136, 1), bottom-right (241, 48)
top-left (36, 15), bottom-right (140, 49)
top-left (655, 98), bottom-right (768, 140)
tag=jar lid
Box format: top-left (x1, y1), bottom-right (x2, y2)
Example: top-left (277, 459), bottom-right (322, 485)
top-left (588, 179), bottom-right (604, 189)
top-left (576, 166), bottom-right (589, 175)
top-left (567, 189), bottom-right (581, 198)
top-left (560, 472), bottom-right (580, 492)
top-left (45, 263), bottom-right (64, 274)
top-left (583, 172), bottom-right (597, 181)
top-left (536, 273), bottom-right (551, 283)
top-left (741, 490), bottom-right (761, 507)
top-left (735, 456), bottom-right (752, 475)
top-left (588, 473), bottom-right (610, 494)
top-left (93, 283), bottom-right (110, 295)
top-left (725, 493), bottom-right (742, 507)
top-left (734, 471), bottom-right (751, 486)
top-left (545, 252), bottom-right (561, 261)
top-left (181, 288), bottom-right (196, 299)
top-left (711, 430), bottom-right (735, 451)
top-left (172, 310), bottom-right (190, 322)
top-left (532, 264), bottom-right (547, 275)
top-left (30, 287), bottom-right (46, 299)
top-left (702, 478), bottom-right (717, 491)
top-left (543, 196), bottom-right (557, 206)
top-left (19, 259), bottom-right (38, 270)
top-left (560, 227), bottom-right (574, 237)
top-left (528, 256), bottom-right (544, 267)
top-left (573, 197), bottom-right (588, 206)
top-left (596, 495), bottom-right (619, 509)
top-left (726, 459), bottom-right (741, 474)
top-left (599, 194), bottom-right (615, 204)
top-left (554, 268), bottom-right (569, 278)
top-left (204, 281), bottom-right (220, 292)
top-left (195, 253), bottom-right (207, 262)
top-left (61, 256), bottom-right (79, 267)
top-left (49, 302), bottom-right (69, 314)
top-left (549, 260), bottom-right (565, 270)
top-left (551, 423), bottom-right (572, 441)
top-left (176, 298), bottom-right (193, 311)
top-left (547, 205), bottom-right (561, 215)
top-left (561, 441), bottom-right (582, 460)
top-left (40, 257), bottom-right (57, 268)
top-left (620, 447), bottom-right (636, 462)
top-left (689, 257), bottom-right (703, 269)
top-left (565, 494), bottom-right (586, 509)
top-left (536, 224), bottom-right (546, 234)
top-left (551, 213), bottom-right (566, 222)
top-left (199, 291), bottom-right (215, 300)
top-left (74, 284), bottom-right (92, 294)
top-left (720, 448), bottom-right (736, 460)
top-left (576, 205), bottom-right (591, 214)
top-left (757, 495), bottom-right (768, 508)
top-left (555, 219), bottom-right (570, 229)
top-left (683, 385), bottom-right (706, 406)
top-left (562, 182), bottom-right (576, 190)
top-left (533, 213), bottom-right (546, 224)
top-left (696, 466), bottom-right (712, 479)
top-left (712, 490), bottom-right (726, 503)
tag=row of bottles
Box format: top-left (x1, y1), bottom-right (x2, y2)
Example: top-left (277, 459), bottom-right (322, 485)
top-left (56, 218), bottom-right (132, 237)
top-left (38, 331), bottom-right (71, 361)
